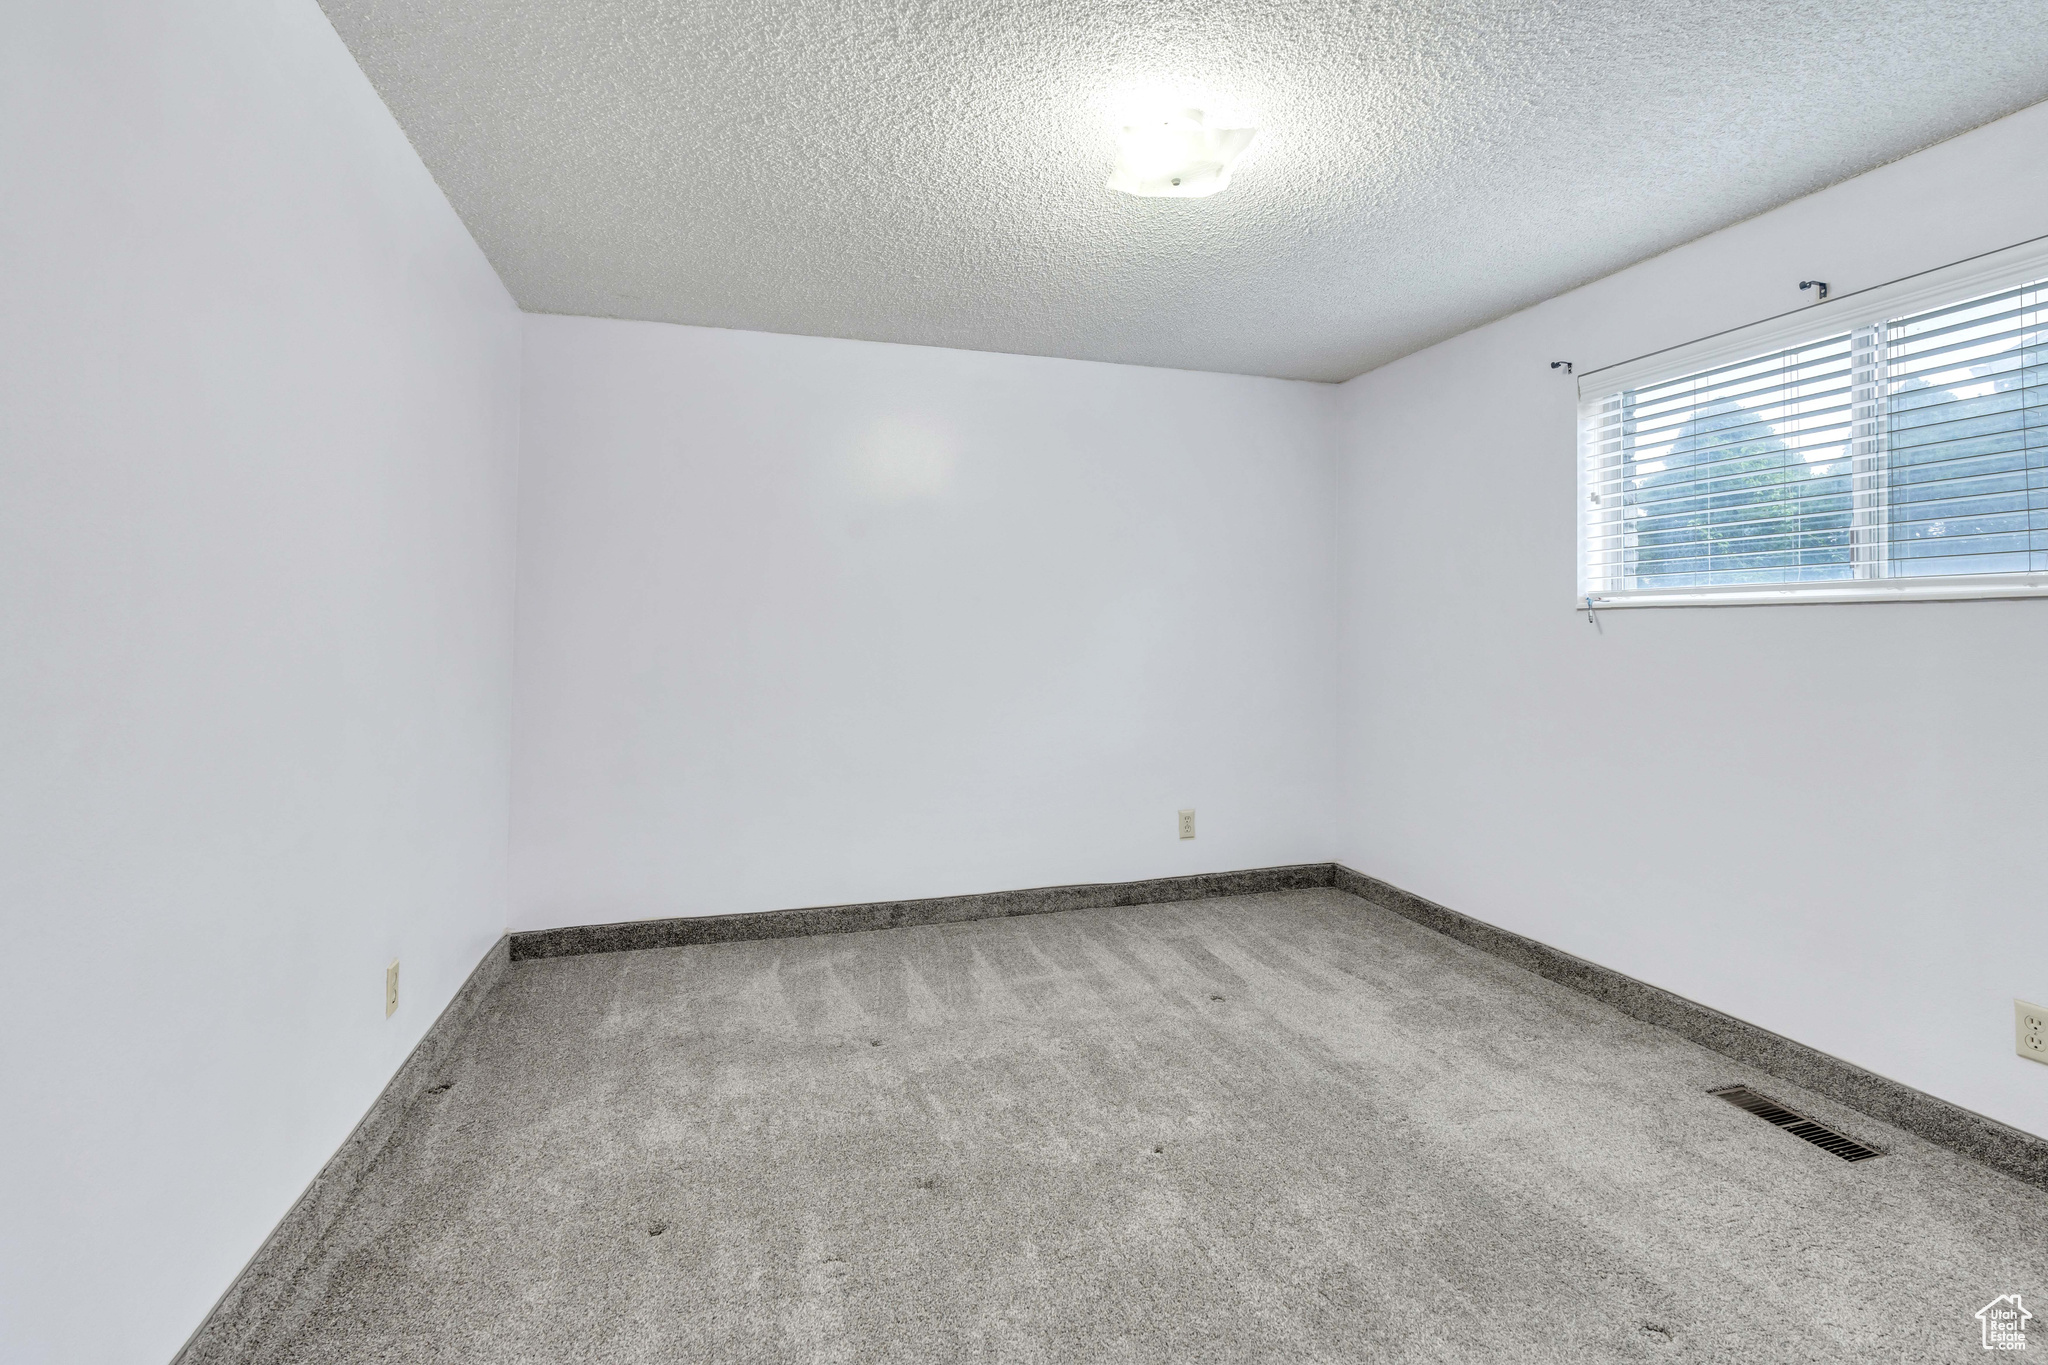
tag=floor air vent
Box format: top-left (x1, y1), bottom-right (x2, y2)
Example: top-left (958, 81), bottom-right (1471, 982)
top-left (1710, 1086), bottom-right (1882, 1162)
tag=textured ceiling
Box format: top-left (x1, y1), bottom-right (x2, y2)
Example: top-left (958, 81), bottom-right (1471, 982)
top-left (320, 0), bottom-right (2048, 381)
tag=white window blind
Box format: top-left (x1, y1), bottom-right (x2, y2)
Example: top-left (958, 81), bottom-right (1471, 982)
top-left (1580, 249), bottom-right (2048, 606)
top-left (1885, 281), bottom-right (2048, 577)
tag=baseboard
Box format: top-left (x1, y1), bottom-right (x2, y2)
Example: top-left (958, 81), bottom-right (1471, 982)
top-left (511, 861), bottom-right (2046, 1188)
top-left (508, 862), bottom-right (1339, 960)
top-left (173, 861), bottom-right (2048, 1365)
top-left (1331, 864), bottom-right (2048, 1192)
top-left (171, 934), bottom-right (513, 1365)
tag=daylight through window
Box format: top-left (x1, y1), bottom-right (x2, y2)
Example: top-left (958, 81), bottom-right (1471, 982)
top-left (1581, 267), bottom-right (2048, 603)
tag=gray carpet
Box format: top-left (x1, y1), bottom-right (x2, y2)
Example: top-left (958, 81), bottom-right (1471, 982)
top-left (250, 890), bottom-right (2046, 1362)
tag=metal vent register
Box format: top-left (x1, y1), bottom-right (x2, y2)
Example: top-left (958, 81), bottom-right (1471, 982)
top-left (1711, 1086), bottom-right (1884, 1162)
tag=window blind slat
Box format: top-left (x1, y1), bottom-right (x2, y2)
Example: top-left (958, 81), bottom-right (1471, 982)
top-left (1624, 449), bottom-right (1853, 504)
top-left (1627, 363), bottom-right (1855, 420)
top-left (1630, 397), bottom-right (1856, 445)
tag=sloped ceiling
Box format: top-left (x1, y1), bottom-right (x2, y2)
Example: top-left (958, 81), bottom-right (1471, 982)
top-left (321, 0), bottom-right (2048, 380)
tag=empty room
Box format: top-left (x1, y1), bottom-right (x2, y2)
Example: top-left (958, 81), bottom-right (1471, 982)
top-left (8, 0), bottom-right (2048, 1361)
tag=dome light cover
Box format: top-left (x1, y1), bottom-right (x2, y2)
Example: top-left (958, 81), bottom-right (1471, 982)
top-left (1107, 109), bottom-right (1257, 199)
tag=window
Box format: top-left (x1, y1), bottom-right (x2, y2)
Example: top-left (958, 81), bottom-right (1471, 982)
top-left (1580, 248), bottom-right (2048, 606)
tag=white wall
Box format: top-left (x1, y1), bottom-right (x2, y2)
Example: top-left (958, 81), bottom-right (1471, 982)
top-left (0, 4), bottom-right (522, 1362)
top-left (513, 315), bottom-right (1337, 930)
top-left (1334, 100), bottom-right (2048, 1140)
top-left (10, 5), bottom-right (2039, 1355)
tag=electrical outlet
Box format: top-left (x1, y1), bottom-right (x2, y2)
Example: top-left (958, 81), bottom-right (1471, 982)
top-left (386, 960), bottom-right (400, 1018)
top-left (1177, 808), bottom-right (1196, 840)
top-left (2020, 1000), bottom-right (2048, 1065)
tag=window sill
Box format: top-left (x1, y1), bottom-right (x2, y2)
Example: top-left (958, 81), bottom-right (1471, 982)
top-left (1580, 576), bottom-right (2048, 609)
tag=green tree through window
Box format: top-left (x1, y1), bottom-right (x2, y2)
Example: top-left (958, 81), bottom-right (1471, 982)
top-left (1624, 375), bottom-right (1853, 589)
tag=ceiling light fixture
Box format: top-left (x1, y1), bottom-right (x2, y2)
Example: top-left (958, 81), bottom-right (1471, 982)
top-left (1106, 109), bottom-right (1256, 199)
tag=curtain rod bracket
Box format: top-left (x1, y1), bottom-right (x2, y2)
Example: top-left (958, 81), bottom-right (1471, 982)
top-left (1551, 360), bottom-right (1573, 374)
top-left (1800, 279), bottom-right (1829, 301)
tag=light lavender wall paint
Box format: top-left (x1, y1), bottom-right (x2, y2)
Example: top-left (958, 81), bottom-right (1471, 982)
top-left (0, 4), bottom-right (522, 1363)
top-left (511, 315), bottom-right (1339, 931)
top-left (1333, 100), bottom-right (2048, 1142)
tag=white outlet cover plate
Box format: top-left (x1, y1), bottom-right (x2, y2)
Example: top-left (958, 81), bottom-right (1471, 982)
top-left (2019, 1000), bottom-right (2048, 1065)
top-left (1177, 809), bottom-right (1195, 840)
